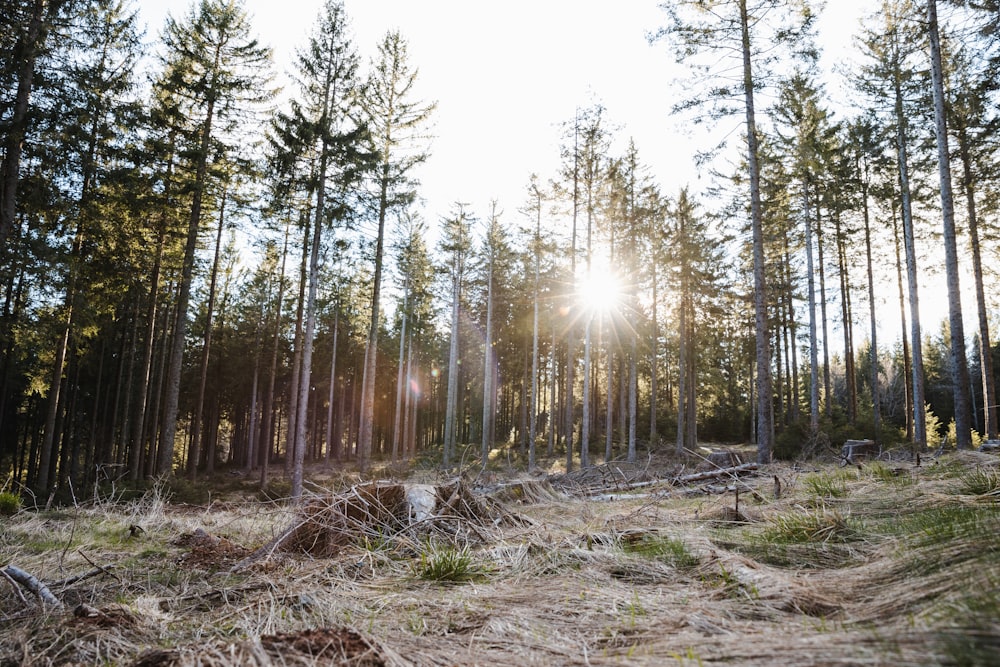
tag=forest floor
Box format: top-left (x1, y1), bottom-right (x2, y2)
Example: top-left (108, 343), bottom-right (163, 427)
top-left (1, 445), bottom-right (999, 666)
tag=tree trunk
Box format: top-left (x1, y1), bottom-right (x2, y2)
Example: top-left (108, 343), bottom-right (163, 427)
top-left (0, 0), bottom-right (51, 254)
top-left (188, 184), bottom-right (227, 480)
top-left (581, 317), bottom-right (592, 468)
top-left (927, 0), bottom-right (972, 449)
top-left (549, 317), bottom-right (557, 456)
top-left (481, 248), bottom-right (494, 471)
top-left (816, 203), bottom-right (832, 420)
top-left (605, 329), bottom-right (614, 462)
top-left (285, 215), bottom-right (309, 479)
top-left (956, 119), bottom-right (996, 439)
top-left (804, 180), bottom-right (820, 438)
top-left (157, 82), bottom-right (219, 476)
top-left (292, 140), bottom-right (331, 498)
top-left (891, 201), bottom-right (913, 441)
top-left (740, 0), bottom-right (773, 463)
top-left (649, 259), bottom-right (658, 446)
top-left (325, 308), bottom-right (340, 464)
top-left (259, 220), bottom-right (291, 489)
top-left (443, 254), bottom-right (461, 468)
top-left (861, 177), bottom-right (881, 440)
top-left (529, 191), bottom-right (541, 469)
top-left (676, 247), bottom-right (689, 456)
top-left (403, 333), bottom-right (415, 459)
top-left (628, 316), bottom-right (637, 463)
top-left (835, 210), bottom-right (857, 425)
top-left (358, 161), bottom-right (391, 473)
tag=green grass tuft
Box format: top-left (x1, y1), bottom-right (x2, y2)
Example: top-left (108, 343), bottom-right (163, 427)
top-left (762, 507), bottom-right (863, 544)
top-left (413, 543), bottom-right (490, 583)
top-left (954, 467), bottom-right (1000, 497)
top-left (802, 472), bottom-right (849, 499)
top-left (866, 461), bottom-right (915, 487)
top-left (0, 491), bottom-right (21, 516)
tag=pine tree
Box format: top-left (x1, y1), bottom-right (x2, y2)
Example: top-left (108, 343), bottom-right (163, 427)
top-left (944, 18), bottom-right (998, 440)
top-left (654, 0), bottom-right (817, 462)
top-left (772, 71), bottom-right (833, 441)
top-left (927, 0), bottom-right (974, 449)
top-left (356, 30), bottom-right (434, 473)
top-left (525, 175), bottom-right (545, 469)
top-left (275, 0), bottom-right (366, 499)
top-left (153, 0), bottom-right (272, 476)
top-left (0, 0), bottom-right (75, 256)
top-left (854, 0), bottom-right (930, 447)
top-left (480, 203), bottom-right (503, 471)
top-left (847, 117), bottom-right (887, 440)
top-left (439, 204), bottom-right (474, 468)
top-left (32, 0), bottom-right (144, 492)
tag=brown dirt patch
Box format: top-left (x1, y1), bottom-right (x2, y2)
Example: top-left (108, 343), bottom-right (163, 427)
top-left (260, 627), bottom-right (387, 665)
top-left (173, 528), bottom-right (250, 570)
top-left (130, 627), bottom-right (393, 667)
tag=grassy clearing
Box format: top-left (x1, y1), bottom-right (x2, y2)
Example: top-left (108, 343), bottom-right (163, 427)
top-left (2, 452), bottom-right (999, 666)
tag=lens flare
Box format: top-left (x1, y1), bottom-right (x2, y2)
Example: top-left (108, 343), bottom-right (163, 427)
top-left (578, 266), bottom-right (622, 316)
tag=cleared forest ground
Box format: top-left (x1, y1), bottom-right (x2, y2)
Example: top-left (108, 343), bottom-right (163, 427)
top-left (2, 449), bottom-right (999, 666)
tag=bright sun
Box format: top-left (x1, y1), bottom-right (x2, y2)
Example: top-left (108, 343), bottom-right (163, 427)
top-left (578, 266), bottom-right (622, 316)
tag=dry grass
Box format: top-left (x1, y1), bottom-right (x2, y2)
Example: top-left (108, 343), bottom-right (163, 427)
top-left (2, 451), bottom-right (999, 666)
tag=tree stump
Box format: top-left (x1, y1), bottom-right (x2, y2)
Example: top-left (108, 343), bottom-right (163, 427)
top-left (840, 439), bottom-right (878, 466)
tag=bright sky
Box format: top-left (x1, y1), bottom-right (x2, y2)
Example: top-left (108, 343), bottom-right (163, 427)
top-left (135, 0), bottom-right (869, 223)
top-left (136, 0), bottom-right (972, 341)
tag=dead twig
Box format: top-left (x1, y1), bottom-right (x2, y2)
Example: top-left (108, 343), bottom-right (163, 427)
top-left (48, 566), bottom-right (113, 590)
top-left (75, 549), bottom-right (121, 584)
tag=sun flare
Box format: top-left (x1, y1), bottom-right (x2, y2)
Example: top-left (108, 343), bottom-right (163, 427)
top-left (578, 266), bottom-right (622, 316)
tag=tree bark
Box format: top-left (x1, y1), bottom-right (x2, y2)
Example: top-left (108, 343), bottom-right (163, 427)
top-left (892, 27), bottom-right (927, 447)
top-left (188, 184), bottom-right (227, 480)
top-left (861, 175), bottom-right (881, 440)
top-left (740, 0), bottom-right (773, 463)
top-left (157, 63), bottom-right (220, 476)
top-left (956, 124), bottom-right (996, 439)
top-left (443, 251), bottom-right (461, 468)
top-left (481, 241), bottom-right (494, 471)
top-left (0, 0), bottom-right (53, 254)
top-left (259, 220), bottom-right (291, 489)
top-left (927, 0), bottom-right (973, 449)
top-left (891, 201), bottom-right (914, 441)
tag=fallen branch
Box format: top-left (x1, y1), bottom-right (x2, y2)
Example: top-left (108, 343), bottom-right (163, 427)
top-left (590, 490), bottom-right (674, 502)
top-left (676, 462), bottom-right (758, 484)
top-left (48, 565), bottom-right (115, 590)
top-left (229, 520), bottom-right (302, 573)
top-left (1, 565), bottom-right (64, 608)
top-left (587, 463), bottom-right (759, 502)
top-left (76, 549), bottom-right (121, 584)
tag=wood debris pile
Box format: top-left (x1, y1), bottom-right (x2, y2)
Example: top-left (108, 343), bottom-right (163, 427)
top-left (232, 480), bottom-right (527, 571)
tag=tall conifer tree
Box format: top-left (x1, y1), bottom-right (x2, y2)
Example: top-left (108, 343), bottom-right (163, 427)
top-left (153, 0), bottom-right (271, 476)
top-left (357, 31), bottom-right (434, 472)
